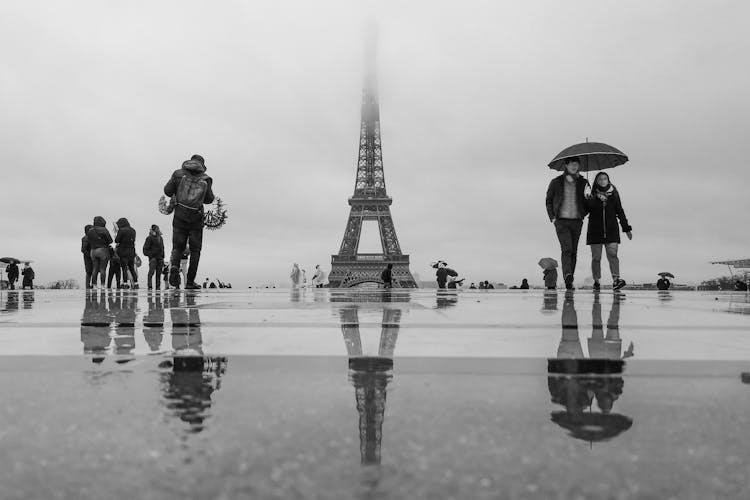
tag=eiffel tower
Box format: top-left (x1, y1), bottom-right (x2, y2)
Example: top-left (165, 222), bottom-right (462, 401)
top-left (328, 27), bottom-right (417, 289)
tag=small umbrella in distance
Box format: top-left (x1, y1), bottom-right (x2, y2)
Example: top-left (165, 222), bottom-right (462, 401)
top-left (430, 260), bottom-right (448, 269)
top-left (538, 257), bottom-right (558, 270)
top-left (658, 272), bottom-right (675, 279)
top-left (548, 141), bottom-right (628, 173)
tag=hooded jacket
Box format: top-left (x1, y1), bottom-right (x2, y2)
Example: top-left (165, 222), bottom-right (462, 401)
top-left (143, 228), bottom-right (165, 259)
top-left (82, 225), bottom-right (93, 255)
top-left (585, 184), bottom-right (631, 244)
top-left (164, 159), bottom-right (215, 229)
top-left (545, 174), bottom-right (590, 221)
top-left (115, 218), bottom-right (137, 258)
top-left (87, 217), bottom-right (113, 250)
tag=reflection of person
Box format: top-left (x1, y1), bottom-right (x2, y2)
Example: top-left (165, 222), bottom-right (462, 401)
top-left (585, 172), bottom-right (632, 291)
top-left (3, 291), bottom-right (20, 312)
top-left (546, 156), bottom-right (591, 290)
top-left (557, 291), bottom-right (583, 358)
top-left (143, 293), bottom-right (165, 352)
top-left (108, 292), bottom-right (137, 358)
top-left (589, 292), bottom-right (633, 360)
top-left (81, 291), bottom-right (111, 362)
top-left (170, 292), bottom-right (202, 353)
top-left (435, 290), bottom-right (459, 309)
top-left (290, 263), bottom-right (301, 288)
top-left (541, 290), bottom-right (558, 313)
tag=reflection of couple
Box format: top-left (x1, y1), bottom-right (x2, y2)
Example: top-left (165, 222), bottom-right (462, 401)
top-left (557, 291), bottom-right (633, 360)
top-left (549, 291), bottom-right (634, 442)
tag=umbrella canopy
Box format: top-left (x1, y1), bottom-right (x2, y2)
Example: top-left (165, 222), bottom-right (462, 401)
top-left (548, 142), bottom-right (628, 172)
top-left (0, 257), bottom-right (21, 264)
top-left (538, 257), bottom-right (558, 270)
top-left (550, 412), bottom-right (633, 442)
top-left (430, 261), bottom-right (448, 269)
top-left (658, 272), bottom-right (675, 278)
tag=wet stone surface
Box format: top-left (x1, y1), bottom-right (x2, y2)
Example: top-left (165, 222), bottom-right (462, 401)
top-left (1, 289), bottom-right (749, 499)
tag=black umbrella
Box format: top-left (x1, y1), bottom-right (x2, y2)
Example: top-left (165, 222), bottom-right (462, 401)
top-left (0, 257), bottom-right (21, 264)
top-left (548, 141), bottom-right (628, 172)
top-left (658, 272), bottom-right (675, 278)
top-left (550, 411), bottom-right (633, 442)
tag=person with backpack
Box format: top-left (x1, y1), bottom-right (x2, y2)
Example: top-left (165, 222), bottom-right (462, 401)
top-left (164, 154), bottom-right (215, 290)
top-left (381, 263), bottom-right (393, 288)
top-left (115, 218), bottom-right (138, 289)
top-left (143, 224), bottom-right (165, 290)
top-left (87, 216), bottom-right (113, 289)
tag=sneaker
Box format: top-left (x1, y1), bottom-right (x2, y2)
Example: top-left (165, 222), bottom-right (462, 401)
top-left (613, 278), bottom-right (627, 291)
top-left (169, 267), bottom-right (180, 287)
top-left (185, 282), bottom-right (201, 290)
top-left (593, 281), bottom-right (601, 291)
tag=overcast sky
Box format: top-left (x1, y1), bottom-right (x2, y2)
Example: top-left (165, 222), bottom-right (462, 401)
top-left (1, 0), bottom-right (748, 287)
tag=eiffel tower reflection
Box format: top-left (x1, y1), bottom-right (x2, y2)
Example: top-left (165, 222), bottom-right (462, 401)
top-left (337, 291), bottom-right (406, 466)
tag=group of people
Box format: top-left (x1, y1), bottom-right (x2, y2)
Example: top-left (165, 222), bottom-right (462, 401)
top-left (290, 263), bottom-right (327, 288)
top-left (81, 154), bottom-right (215, 291)
top-left (546, 157), bottom-right (632, 291)
top-left (3, 261), bottom-right (35, 290)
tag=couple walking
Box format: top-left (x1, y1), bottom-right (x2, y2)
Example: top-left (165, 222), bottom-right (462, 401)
top-left (545, 156), bottom-right (632, 291)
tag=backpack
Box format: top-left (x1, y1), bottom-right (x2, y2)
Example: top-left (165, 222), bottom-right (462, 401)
top-left (176, 173), bottom-right (209, 210)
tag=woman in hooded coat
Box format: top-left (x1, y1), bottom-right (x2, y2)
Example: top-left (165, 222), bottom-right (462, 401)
top-left (115, 218), bottom-right (138, 289)
top-left (585, 172), bottom-right (632, 291)
top-left (87, 216), bottom-right (113, 288)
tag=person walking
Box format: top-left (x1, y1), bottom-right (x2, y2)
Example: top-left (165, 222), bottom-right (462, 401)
top-left (6, 261), bottom-right (19, 290)
top-left (87, 216), bottom-right (113, 289)
top-left (545, 156), bottom-right (591, 290)
top-left (114, 218), bottom-right (138, 289)
top-left (143, 224), bottom-right (165, 290)
top-left (585, 171), bottom-right (632, 291)
top-left (21, 263), bottom-right (35, 289)
top-left (312, 265), bottom-right (327, 288)
top-left (81, 225), bottom-right (94, 289)
top-left (381, 263), bottom-right (393, 288)
top-left (164, 154), bottom-right (215, 290)
top-left (107, 247), bottom-right (123, 289)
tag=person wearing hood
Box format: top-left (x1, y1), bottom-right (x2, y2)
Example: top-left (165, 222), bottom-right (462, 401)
top-left (87, 216), bottom-right (113, 288)
top-left (585, 172), bottom-right (632, 291)
top-left (115, 217), bottom-right (138, 289)
top-left (143, 224), bottom-right (165, 290)
top-left (164, 154), bottom-right (215, 289)
top-left (545, 156), bottom-right (592, 290)
top-left (5, 261), bottom-right (19, 290)
top-left (81, 225), bottom-right (94, 289)
top-left (21, 263), bottom-right (35, 289)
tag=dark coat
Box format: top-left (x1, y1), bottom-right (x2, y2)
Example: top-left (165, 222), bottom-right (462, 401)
top-left (115, 218), bottom-right (136, 258)
top-left (143, 234), bottom-right (165, 259)
top-left (545, 174), bottom-right (590, 221)
top-left (381, 267), bottom-right (392, 283)
top-left (164, 160), bottom-right (215, 230)
top-left (6, 263), bottom-right (19, 280)
top-left (87, 217), bottom-right (113, 249)
top-left (585, 187), bottom-right (631, 244)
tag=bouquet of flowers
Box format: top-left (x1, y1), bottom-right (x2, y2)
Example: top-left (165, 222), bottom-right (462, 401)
top-left (203, 197), bottom-right (228, 230)
top-left (158, 195), bottom-right (176, 215)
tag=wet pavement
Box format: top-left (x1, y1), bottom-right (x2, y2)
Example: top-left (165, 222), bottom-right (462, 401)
top-left (1, 288), bottom-right (749, 499)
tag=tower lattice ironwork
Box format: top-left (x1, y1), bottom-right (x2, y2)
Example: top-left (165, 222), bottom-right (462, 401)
top-left (328, 29), bottom-right (417, 289)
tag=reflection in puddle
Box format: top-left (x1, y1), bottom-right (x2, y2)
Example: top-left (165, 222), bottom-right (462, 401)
top-left (548, 290), bottom-right (634, 443)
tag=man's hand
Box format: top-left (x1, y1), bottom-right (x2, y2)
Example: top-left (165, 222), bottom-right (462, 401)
top-left (626, 231), bottom-right (633, 240)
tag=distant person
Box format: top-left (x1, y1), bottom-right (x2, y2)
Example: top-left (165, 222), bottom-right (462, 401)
top-left (312, 265), bottom-right (327, 288)
top-left (87, 216), bottom-right (113, 289)
top-left (143, 224), bottom-right (165, 290)
top-left (81, 225), bottom-right (94, 289)
top-left (179, 250), bottom-right (189, 287)
top-left (203, 278), bottom-right (209, 289)
top-left (107, 247), bottom-right (122, 289)
top-left (115, 218), bottom-right (138, 289)
top-left (164, 154), bottom-right (215, 290)
top-left (5, 261), bottom-right (19, 290)
top-left (478, 281), bottom-right (485, 290)
top-left (381, 263), bottom-right (393, 288)
top-left (735, 280), bottom-right (748, 291)
top-left (546, 156), bottom-right (591, 290)
top-left (520, 278), bottom-right (529, 290)
top-left (543, 268), bottom-right (558, 290)
top-left (656, 277), bottom-right (671, 290)
top-left (469, 282), bottom-right (477, 289)
top-left (209, 281), bottom-right (217, 289)
top-left (21, 263), bottom-right (35, 289)
top-left (227, 283), bottom-right (232, 288)
top-left (435, 262), bottom-right (450, 289)
top-left (484, 280), bottom-right (494, 290)
top-left (585, 172), bottom-right (632, 291)
top-left (290, 263), bottom-right (301, 288)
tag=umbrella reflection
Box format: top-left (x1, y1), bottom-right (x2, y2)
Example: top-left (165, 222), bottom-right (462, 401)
top-left (548, 291), bottom-right (634, 443)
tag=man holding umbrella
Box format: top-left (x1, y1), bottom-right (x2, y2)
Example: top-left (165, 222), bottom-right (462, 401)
top-left (4, 259), bottom-right (19, 290)
top-left (546, 157), bottom-right (590, 290)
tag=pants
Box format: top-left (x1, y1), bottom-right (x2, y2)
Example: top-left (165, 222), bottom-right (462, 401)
top-left (554, 219), bottom-right (583, 279)
top-left (90, 248), bottom-right (109, 286)
top-left (108, 263), bottom-right (122, 288)
top-left (83, 254), bottom-right (93, 288)
top-left (8, 277), bottom-right (17, 290)
top-left (170, 225), bottom-right (203, 285)
top-left (590, 243), bottom-right (620, 281)
top-left (119, 253), bottom-right (138, 285)
top-left (148, 258), bottom-right (164, 289)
